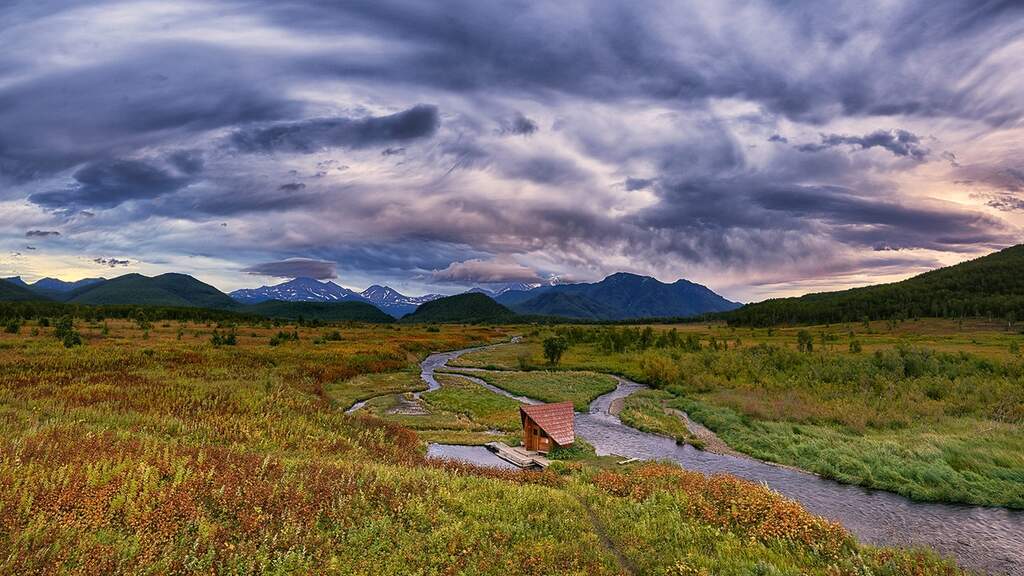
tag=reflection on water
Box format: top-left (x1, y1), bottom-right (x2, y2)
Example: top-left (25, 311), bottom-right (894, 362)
top-left (426, 443), bottom-right (518, 469)
top-left (420, 347), bottom-right (1024, 576)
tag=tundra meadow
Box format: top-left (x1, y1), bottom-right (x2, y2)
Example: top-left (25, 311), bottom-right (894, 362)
top-left (0, 316), bottom-right (968, 575)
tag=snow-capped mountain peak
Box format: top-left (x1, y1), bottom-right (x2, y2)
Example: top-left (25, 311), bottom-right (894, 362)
top-left (229, 277), bottom-right (363, 304)
top-left (360, 284), bottom-right (444, 306)
top-left (229, 278), bottom-right (444, 318)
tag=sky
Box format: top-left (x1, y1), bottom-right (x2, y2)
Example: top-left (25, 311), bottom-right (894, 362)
top-left (1, 0), bottom-right (1022, 302)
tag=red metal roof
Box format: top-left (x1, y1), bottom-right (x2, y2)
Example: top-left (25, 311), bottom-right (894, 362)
top-left (520, 401), bottom-right (575, 446)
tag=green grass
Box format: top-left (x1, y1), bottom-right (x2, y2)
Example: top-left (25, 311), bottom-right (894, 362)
top-left (325, 370), bottom-right (426, 410)
top-left (675, 397), bottom-right (1024, 507)
top-left (360, 393), bottom-right (484, 431)
top-left (618, 388), bottom-right (700, 447)
top-left (424, 374), bottom-right (522, 431)
top-left (449, 369), bottom-right (617, 411)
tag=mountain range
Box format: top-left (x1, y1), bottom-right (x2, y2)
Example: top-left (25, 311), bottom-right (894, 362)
top-left (228, 278), bottom-right (443, 318)
top-left (4, 276), bottom-right (105, 300)
top-left (0, 270), bottom-right (741, 321)
top-left (494, 272), bottom-right (742, 319)
top-left (4, 245), bottom-right (1024, 324)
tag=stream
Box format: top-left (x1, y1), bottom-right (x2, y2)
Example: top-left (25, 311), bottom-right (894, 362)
top-left (418, 344), bottom-right (1024, 576)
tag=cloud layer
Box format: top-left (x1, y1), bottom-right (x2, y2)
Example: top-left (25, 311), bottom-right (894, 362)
top-left (0, 1), bottom-right (1022, 299)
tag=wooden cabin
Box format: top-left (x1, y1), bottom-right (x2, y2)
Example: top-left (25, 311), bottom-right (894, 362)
top-left (520, 402), bottom-right (575, 453)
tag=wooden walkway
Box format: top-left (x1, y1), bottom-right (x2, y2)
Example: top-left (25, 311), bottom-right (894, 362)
top-left (484, 442), bottom-right (551, 469)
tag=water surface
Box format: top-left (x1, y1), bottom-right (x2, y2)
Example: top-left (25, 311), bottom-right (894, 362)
top-left (426, 443), bottom-right (518, 469)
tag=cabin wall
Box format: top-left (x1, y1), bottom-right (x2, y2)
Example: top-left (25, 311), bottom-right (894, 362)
top-left (522, 416), bottom-right (553, 453)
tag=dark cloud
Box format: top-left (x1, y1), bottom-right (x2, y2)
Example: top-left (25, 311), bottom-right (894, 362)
top-left (93, 257), bottom-right (130, 267)
top-left (0, 44), bottom-right (297, 181)
top-left (752, 186), bottom-right (1009, 250)
top-left (979, 194), bottom-right (1024, 212)
top-left (229, 105), bottom-right (440, 154)
top-left (167, 150), bottom-right (205, 175)
top-left (499, 113), bottom-right (538, 136)
top-left (498, 155), bottom-right (590, 185)
top-left (0, 1), bottom-right (1020, 299)
top-left (272, 2), bottom-right (1024, 126)
top-left (795, 129), bottom-right (929, 159)
top-left (242, 258), bottom-right (337, 279)
top-left (625, 177), bottom-right (654, 191)
top-left (29, 158), bottom-right (194, 209)
top-left (25, 230), bottom-right (61, 237)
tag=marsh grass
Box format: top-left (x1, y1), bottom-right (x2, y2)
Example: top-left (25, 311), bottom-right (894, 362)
top-left (326, 370), bottom-right (426, 410)
top-left (448, 369), bottom-right (616, 411)
top-left (425, 374), bottom-right (522, 431)
top-left (619, 388), bottom-right (700, 446)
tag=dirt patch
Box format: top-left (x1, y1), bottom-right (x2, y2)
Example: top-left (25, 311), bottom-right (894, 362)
top-left (388, 395), bottom-right (428, 416)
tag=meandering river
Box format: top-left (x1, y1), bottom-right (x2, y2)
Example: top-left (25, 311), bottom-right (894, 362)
top-left (417, 344), bottom-right (1024, 575)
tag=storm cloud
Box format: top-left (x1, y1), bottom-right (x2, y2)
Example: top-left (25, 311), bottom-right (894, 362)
top-left (0, 0), bottom-right (1021, 299)
top-left (29, 158), bottom-right (195, 210)
top-left (230, 105), bottom-right (440, 154)
top-left (242, 259), bottom-right (338, 280)
top-left (795, 129), bottom-right (930, 160)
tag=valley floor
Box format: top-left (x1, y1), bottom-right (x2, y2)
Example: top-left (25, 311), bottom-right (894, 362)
top-left (0, 318), bottom-right (978, 574)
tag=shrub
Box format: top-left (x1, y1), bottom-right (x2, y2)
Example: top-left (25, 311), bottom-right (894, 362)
top-left (4, 319), bottom-right (21, 334)
top-left (796, 330), bottom-right (814, 353)
top-left (543, 336), bottom-right (569, 365)
top-left (269, 330), bottom-right (300, 346)
top-left (53, 316), bottom-right (76, 341)
top-left (210, 329), bottom-right (237, 346)
top-left (60, 329), bottom-right (83, 348)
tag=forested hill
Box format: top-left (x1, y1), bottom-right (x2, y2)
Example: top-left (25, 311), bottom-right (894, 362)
top-left (401, 293), bottom-right (514, 323)
top-left (727, 244), bottom-right (1024, 326)
top-left (0, 278), bottom-right (41, 301)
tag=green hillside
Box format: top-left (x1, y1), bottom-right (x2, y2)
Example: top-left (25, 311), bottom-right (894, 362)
top-left (0, 279), bottom-right (45, 302)
top-left (401, 293), bottom-right (514, 323)
top-left (509, 292), bottom-right (619, 320)
top-left (66, 273), bottom-right (238, 309)
top-left (728, 244), bottom-right (1024, 326)
top-left (244, 300), bottom-right (394, 323)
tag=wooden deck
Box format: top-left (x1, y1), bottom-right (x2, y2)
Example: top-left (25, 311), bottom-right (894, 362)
top-left (484, 442), bottom-right (551, 469)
